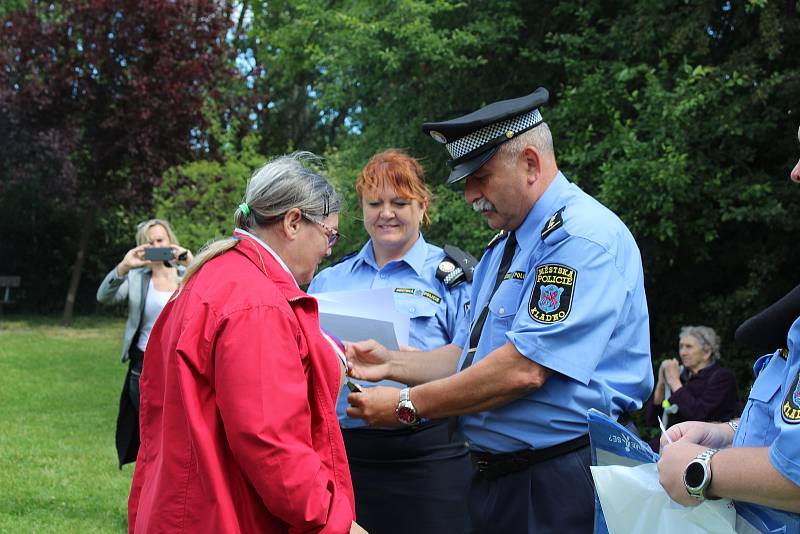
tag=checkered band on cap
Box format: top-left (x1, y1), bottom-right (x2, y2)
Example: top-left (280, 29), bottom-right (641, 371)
top-left (446, 108), bottom-right (543, 161)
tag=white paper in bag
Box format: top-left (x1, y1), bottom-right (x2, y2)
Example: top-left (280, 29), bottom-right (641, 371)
top-left (590, 463), bottom-right (736, 534)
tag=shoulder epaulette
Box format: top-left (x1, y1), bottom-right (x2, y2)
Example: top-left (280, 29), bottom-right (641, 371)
top-left (436, 244), bottom-right (478, 289)
top-left (486, 230), bottom-right (506, 250)
top-left (326, 250), bottom-right (358, 269)
top-left (541, 206), bottom-right (566, 241)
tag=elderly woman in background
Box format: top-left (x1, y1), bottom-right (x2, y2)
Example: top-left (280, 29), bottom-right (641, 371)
top-left (97, 218), bottom-right (193, 467)
top-left (308, 149), bottom-right (472, 534)
top-left (646, 325), bottom-right (739, 450)
top-left (128, 153), bottom-right (362, 533)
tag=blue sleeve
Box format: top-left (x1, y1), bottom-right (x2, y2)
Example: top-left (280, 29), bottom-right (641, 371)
top-left (507, 237), bottom-right (631, 385)
top-left (768, 349), bottom-right (800, 486)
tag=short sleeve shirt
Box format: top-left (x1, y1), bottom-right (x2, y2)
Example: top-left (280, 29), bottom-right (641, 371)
top-left (309, 234), bottom-right (470, 428)
top-left (455, 172), bottom-right (653, 453)
top-left (734, 316), bottom-right (800, 487)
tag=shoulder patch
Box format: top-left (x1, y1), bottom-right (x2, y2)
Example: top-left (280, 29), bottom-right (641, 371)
top-left (782, 369), bottom-right (800, 424)
top-left (436, 244), bottom-right (478, 289)
top-left (528, 263), bottom-right (577, 323)
top-left (486, 231), bottom-right (507, 250)
top-left (541, 206), bottom-right (566, 241)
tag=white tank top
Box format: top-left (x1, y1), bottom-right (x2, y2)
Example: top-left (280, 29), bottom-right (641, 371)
top-left (136, 278), bottom-right (174, 352)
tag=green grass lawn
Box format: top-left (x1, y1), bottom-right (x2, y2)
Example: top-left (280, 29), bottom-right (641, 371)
top-left (0, 316), bottom-right (133, 533)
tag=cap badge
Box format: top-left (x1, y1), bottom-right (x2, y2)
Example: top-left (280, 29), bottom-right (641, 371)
top-left (505, 130), bottom-right (514, 139)
top-left (429, 130), bottom-right (448, 144)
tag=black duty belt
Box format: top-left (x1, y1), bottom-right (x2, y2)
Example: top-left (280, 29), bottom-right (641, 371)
top-left (470, 434), bottom-right (590, 480)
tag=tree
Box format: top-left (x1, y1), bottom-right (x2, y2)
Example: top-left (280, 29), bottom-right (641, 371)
top-left (240, 0), bottom-right (800, 392)
top-left (0, 0), bottom-right (239, 322)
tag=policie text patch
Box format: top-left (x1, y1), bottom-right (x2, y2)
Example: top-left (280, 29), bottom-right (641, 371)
top-left (528, 263), bottom-right (576, 323)
top-left (782, 370), bottom-right (800, 424)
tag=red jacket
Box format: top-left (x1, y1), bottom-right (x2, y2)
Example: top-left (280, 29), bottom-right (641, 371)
top-left (128, 236), bottom-right (355, 533)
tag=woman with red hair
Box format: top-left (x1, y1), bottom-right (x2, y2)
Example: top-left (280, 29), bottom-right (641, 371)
top-left (309, 150), bottom-right (473, 534)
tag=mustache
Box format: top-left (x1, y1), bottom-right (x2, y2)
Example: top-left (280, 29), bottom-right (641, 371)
top-left (472, 198), bottom-right (495, 212)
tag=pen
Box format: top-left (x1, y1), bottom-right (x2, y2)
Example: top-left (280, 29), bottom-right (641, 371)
top-left (658, 418), bottom-right (673, 444)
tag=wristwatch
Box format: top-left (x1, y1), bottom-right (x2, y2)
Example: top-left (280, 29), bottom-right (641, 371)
top-left (683, 448), bottom-right (720, 500)
top-left (396, 387), bottom-right (420, 426)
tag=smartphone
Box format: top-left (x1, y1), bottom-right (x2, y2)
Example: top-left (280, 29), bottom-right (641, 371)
top-left (144, 247), bottom-right (175, 262)
top-left (346, 381), bottom-right (363, 393)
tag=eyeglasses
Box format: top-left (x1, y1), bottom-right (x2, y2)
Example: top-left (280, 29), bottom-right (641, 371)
top-left (302, 213), bottom-right (341, 248)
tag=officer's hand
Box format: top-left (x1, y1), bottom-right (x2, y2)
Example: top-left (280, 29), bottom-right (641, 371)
top-left (346, 386), bottom-right (403, 427)
top-left (661, 421), bottom-right (731, 449)
top-left (346, 339), bottom-right (393, 382)
top-left (657, 440), bottom-right (708, 507)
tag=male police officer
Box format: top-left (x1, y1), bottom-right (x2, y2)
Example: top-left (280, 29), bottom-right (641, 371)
top-left (346, 88), bottom-right (653, 533)
top-left (657, 127), bottom-right (800, 519)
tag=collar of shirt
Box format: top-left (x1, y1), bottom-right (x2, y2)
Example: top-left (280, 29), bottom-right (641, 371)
top-left (233, 228), bottom-right (297, 287)
top-left (354, 233), bottom-right (428, 277)
top-left (514, 171), bottom-right (570, 252)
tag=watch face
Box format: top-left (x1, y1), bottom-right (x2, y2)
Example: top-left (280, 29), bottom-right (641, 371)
top-left (685, 461), bottom-right (705, 488)
top-left (397, 406), bottom-right (417, 424)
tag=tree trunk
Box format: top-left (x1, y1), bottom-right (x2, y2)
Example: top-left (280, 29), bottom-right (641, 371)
top-left (62, 205), bottom-right (97, 325)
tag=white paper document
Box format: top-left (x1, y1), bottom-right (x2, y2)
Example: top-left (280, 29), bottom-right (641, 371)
top-left (312, 288), bottom-right (410, 348)
top-left (590, 463), bottom-right (737, 534)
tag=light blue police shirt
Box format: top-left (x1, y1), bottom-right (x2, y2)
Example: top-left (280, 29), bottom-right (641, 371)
top-left (452, 172), bottom-right (653, 453)
top-left (734, 315), bottom-right (800, 487)
top-left (309, 234), bottom-right (470, 428)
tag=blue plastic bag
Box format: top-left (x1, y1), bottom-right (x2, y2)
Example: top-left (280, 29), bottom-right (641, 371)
top-left (588, 409), bottom-right (658, 534)
top-left (588, 409), bottom-right (799, 534)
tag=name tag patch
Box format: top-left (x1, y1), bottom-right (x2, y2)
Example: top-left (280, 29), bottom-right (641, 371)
top-left (782, 370), bottom-right (800, 424)
top-left (394, 287), bottom-right (442, 304)
top-left (528, 264), bottom-right (576, 323)
top-left (503, 271), bottom-right (526, 281)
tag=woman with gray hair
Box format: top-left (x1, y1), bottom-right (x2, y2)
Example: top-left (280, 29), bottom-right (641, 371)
top-left (646, 324), bottom-right (739, 451)
top-left (128, 153), bottom-right (363, 533)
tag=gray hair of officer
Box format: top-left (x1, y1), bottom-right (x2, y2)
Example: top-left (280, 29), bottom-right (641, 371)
top-left (497, 121), bottom-right (555, 165)
top-left (679, 325), bottom-right (721, 361)
top-left (183, 151), bottom-right (340, 283)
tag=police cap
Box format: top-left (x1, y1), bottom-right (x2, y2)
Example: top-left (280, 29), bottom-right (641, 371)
top-left (421, 87), bottom-right (549, 185)
top-left (735, 283), bottom-right (800, 353)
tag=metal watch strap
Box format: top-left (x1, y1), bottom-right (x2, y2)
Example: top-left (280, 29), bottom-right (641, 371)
top-left (685, 448), bottom-right (720, 500)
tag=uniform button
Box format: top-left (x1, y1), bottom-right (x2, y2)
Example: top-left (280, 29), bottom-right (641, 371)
top-left (499, 307), bottom-right (505, 314)
top-left (409, 307), bottom-right (416, 313)
top-left (380, 273), bottom-right (387, 279)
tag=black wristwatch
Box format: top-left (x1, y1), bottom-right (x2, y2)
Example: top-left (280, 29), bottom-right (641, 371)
top-left (683, 448), bottom-right (720, 500)
top-left (396, 387), bottom-right (420, 426)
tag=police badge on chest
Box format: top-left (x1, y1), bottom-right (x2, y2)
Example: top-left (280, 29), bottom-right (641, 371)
top-left (528, 263), bottom-right (576, 323)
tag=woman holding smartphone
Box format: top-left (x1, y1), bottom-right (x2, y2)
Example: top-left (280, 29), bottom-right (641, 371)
top-left (96, 218), bottom-right (193, 467)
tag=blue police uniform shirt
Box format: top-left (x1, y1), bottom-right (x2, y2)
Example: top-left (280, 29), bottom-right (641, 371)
top-left (734, 314), bottom-right (800, 490)
top-left (452, 172), bottom-right (652, 453)
top-left (309, 234), bottom-right (470, 428)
